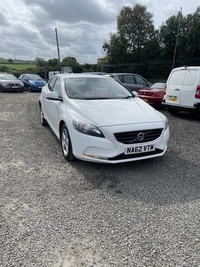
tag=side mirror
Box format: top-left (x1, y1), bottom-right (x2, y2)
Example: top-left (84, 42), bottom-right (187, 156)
top-left (132, 91), bottom-right (138, 97)
top-left (46, 91), bottom-right (63, 101)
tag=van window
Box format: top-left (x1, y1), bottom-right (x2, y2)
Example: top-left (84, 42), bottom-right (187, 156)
top-left (183, 70), bottom-right (198, 86)
top-left (168, 70), bottom-right (186, 86)
top-left (169, 69), bottom-right (198, 87)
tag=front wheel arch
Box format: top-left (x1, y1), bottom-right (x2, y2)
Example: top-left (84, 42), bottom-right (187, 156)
top-left (60, 124), bottom-right (75, 161)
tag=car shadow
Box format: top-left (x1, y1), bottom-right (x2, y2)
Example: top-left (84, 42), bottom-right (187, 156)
top-left (40, 112), bottom-right (199, 207)
top-left (67, 151), bottom-right (199, 207)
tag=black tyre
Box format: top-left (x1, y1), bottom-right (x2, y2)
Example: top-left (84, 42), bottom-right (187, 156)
top-left (168, 108), bottom-right (179, 115)
top-left (39, 105), bottom-right (48, 126)
top-left (27, 85), bottom-right (31, 92)
top-left (61, 124), bottom-right (75, 161)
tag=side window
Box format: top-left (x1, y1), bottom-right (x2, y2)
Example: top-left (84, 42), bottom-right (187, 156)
top-left (48, 77), bottom-right (57, 91)
top-left (123, 75), bottom-right (135, 84)
top-left (135, 75), bottom-right (147, 85)
top-left (118, 75), bottom-right (123, 82)
top-left (52, 78), bottom-right (62, 97)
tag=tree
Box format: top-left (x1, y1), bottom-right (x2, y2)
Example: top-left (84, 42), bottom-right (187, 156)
top-left (35, 57), bottom-right (46, 67)
top-left (8, 59), bottom-right (14, 63)
top-left (47, 58), bottom-right (59, 69)
top-left (0, 66), bottom-right (8, 72)
top-left (184, 7), bottom-right (200, 60)
top-left (103, 33), bottom-right (127, 64)
top-left (62, 57), bottom-right (78, 65)
top-left (117, 4), bottom-right (156, 62)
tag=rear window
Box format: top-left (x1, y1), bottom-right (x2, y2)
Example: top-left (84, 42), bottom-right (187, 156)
top-left (183, 70), bottom-right (198, 86)
top-left (169, 69), bottom-right (198, 87)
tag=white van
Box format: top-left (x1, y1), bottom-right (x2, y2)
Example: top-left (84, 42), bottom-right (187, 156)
top-left (162, 66), bottom-right (200, 114)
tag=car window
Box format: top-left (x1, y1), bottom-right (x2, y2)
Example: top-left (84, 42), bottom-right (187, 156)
top-left (118, 75), bottom-right (123, 82)
top-left (135, 75), bottom-right (147, 85)
top-left (65, 77), bottom-right (132, 99)
top-left (52, 78), bottom-right (62, 97)
top-left (48, 77), bottom-right (57, 91)
top-left (123, 75), bottom-right (135, 84)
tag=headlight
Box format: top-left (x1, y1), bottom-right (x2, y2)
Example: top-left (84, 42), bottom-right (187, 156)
top-left (29, 80), bottom-right (34, 84)
top-left (73, 119), bottom-right (104, 138)
top-left (161, 114), bottom-right (168, 130)
top-left (1, 82), bottom-right (9, 86)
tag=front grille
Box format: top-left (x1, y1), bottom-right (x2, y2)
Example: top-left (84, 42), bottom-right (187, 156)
top-left (114, 128), bottom-right (163, 144)
top-left (108, 149), bottom-right (164, 161)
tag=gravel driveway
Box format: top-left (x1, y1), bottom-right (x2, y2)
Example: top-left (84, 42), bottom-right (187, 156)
top-left (0, 92), bottom-right (200, 267)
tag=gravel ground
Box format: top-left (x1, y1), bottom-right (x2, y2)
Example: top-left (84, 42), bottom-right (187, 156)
top-left (0, 92), bottom-right (200, 267)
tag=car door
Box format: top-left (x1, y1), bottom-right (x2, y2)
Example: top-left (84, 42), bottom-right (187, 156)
top-left (45, 77), bottom-right (63, 138)
top-left (121, 74), bottom-right (137, 91)
top-left (179, 68), bottom-right (199, 107)
top-left (21, 75), bottom-right (28, 87)
top-left (166, 69), bottom-right (186, 105)
top-left (41, 76), bottom-right (57, 125)
top-left (134, 74), bottom-right (151, 90)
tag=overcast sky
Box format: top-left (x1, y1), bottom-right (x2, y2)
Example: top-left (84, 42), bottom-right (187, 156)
top-left (0, 0), bottom-right (199, 64)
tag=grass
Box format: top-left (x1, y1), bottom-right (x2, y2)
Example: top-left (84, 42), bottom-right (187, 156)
top-left (0, 57), bottom-right (36, 71)
top-left (1, 63), bottom-right (36, 71)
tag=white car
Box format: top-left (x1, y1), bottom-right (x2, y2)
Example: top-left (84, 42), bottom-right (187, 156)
top-left (39, 73), bottom-right (169, 164)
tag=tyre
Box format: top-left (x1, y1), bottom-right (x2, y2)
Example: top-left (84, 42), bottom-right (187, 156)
top-left (168, 108), bottom-right (179, 115)
top-left (27, 85), bottom-right (31, 92)
top-left (61, 124), bottom-right (75, 161)
top-left (39, 105), bottom-right (48, 126)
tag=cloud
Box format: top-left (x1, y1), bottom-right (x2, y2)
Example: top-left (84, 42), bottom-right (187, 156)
top-left (0, 0), bottom-right (199, 64)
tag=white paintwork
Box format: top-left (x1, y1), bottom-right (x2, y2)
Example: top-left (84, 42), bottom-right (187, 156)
top-left (39, 74), bottom-right (169, 163)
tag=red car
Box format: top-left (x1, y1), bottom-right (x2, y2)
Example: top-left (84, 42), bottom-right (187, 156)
top-left (138, 82), bottom-right (166, 108)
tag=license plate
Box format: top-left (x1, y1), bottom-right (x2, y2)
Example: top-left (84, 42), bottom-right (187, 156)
top-left (37, 86), bottom-right (42, 89)
top-left (125, 144), bottom-right (155, 155)
top-left (167, 96), bottom-right (178, 102)
top-left (12, 86), bottom-right (19, 89)
top-left (141, 98), bottom-right (148, 102)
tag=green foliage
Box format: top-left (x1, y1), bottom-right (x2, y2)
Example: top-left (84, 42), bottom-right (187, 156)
top-left (102, 4), bottom-right (200, 70)
top-left (0, 65), bottom-right (8, 72)
top-left (117, 4), bottom-right (155, 62)
top-left (47, 58), bottom-right (59, 69)
top-left (35, 57), bottom-right (46, 67)
top-left (62, 57), bottom-right (78, 65)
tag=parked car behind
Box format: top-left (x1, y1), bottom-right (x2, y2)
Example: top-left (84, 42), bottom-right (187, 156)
top-left (162, 66), bottom-right (200, 115)
top-left (104, 73), bottom-right (152, 92)
top-left (138, 82), bottom-right (166, 108)
top-left (39, 73), bottom-right (169, 164)
top-left (19, 73), bottom-right (46, 92)
top-left (0, 73), bottom-right (24, 92)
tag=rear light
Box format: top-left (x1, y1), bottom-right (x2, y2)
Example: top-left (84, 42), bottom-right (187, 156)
top-left (195, 85), bottom-right (200, 98)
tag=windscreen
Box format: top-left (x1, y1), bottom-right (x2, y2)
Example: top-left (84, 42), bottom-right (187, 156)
top-left (65, 77), bottom-right (133, 99)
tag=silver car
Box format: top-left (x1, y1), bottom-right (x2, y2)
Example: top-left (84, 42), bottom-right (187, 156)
top-left (0, 73), bottom-right (24, 92)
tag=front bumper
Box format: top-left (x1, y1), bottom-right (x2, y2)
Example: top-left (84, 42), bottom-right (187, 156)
top-left (70, 122), bottom-right (170, 164)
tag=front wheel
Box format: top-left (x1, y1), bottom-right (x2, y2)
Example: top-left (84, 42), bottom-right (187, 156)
top-left (27, 85), bottom-right (31, 92)
top-left (61, 124), bottom-right (75, 161)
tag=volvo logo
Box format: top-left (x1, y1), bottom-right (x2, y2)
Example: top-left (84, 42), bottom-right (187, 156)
top-left (137, 132), bottom-right (145, 141)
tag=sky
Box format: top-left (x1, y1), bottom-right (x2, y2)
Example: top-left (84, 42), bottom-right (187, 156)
top-left (0, 0), bottom-right (199, 64)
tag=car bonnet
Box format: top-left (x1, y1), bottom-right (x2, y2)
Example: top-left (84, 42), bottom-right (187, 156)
top-left (68, 98), bottom-right (164, 127)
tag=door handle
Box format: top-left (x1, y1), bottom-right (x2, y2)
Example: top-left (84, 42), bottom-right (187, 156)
top-left (175, 88), bottom-right (180, 91)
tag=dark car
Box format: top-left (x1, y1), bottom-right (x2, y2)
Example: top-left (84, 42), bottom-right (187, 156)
top-left (19, 73), bottom-right (46, 92)
top-left (104, 73), bottom-right (152, 92)
top-left (0, 73), bottom-right (24, 92)
top-left (138, 82), bottom-right (166, 108)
